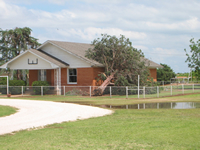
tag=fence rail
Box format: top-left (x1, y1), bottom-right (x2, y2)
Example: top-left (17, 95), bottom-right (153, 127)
top-left (0, 84), bottom-right (200, 98)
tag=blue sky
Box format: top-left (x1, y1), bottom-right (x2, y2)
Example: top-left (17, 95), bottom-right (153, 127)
top-left (1, 0), bottom-right (200, 73)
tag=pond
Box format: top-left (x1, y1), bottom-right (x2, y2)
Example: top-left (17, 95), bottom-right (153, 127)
top-left (106, 102), bottom-right (200, 109)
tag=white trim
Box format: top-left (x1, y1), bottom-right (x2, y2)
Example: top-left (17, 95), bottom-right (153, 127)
top-left (28, 51), bottom-right (59, 68)
top-left (67, 68), bottom-right (77, 84)
top-left (38, 40), bottom-right (100, 67)
top-left (0, 50), bottom-right (59, 69)
top-left (0, 50), bottom-right (29, 68)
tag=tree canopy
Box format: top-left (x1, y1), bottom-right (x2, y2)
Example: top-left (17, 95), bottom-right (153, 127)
top-left (0, 27), bottom-right (40, 65)
top-left (184, 38), bottom-right (200, 69)
top-left (184, 38), bottom-right (200, 80)
top-left (157, 63), bottom-right (176, 81)
top-left (85, 34), bottom-right (150, 95)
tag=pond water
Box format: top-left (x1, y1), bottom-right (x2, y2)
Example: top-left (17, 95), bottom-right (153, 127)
top-left (106, 102), bottom-right (200, 109)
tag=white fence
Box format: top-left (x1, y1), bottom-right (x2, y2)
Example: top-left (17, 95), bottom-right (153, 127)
top-left (0, 84), bottom-right (200, 98)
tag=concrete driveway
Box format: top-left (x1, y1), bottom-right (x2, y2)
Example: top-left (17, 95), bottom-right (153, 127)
top-left (0, 99), bottom-right (113, 135)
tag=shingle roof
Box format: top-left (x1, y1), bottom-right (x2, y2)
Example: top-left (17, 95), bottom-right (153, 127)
top-left (29, 49), bottom-right (69, 68)
top-left (141, 57), bottom-right (163, 68)
top-left (45, 40), bottom-right (103, 67)
top-left (39, 40), bottom-right (163, 68)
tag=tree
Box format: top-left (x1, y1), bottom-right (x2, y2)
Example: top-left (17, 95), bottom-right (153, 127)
top-left (193, 67), bottom-right (200, 81)
top-left (184, 38), bottom-right (200, 80)
top-left (0, 27), bottom-right (40, 64)
top-left (157, 63), bottom-right (176, 82)
top-left (85, 34), bottom-right (150, 95)
top-left (0, 27), bottom-right (40, 79)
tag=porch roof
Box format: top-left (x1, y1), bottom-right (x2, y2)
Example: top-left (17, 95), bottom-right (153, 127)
top-left (0, 49), bottom-right (69, 69)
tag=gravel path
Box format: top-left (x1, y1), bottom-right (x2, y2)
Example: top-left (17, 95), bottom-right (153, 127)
top-left (0, 99), bottom-right (113, 135)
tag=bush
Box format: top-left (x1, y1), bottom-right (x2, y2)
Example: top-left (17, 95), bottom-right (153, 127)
top-left (32, 81), bottom-right (50, 95)
top-left (65, 88), bottom-right (89, 96)
top-left (102, 86), bottom-right (164, 96)
top-left (0, 80), bottom-right (26, 95)
top-left (103, 86), bottom-right (127, 95)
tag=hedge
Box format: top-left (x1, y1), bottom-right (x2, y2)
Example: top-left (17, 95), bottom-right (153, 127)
top-left (32, 81), bottom-right (50, 95)
top-left (0, 80), bottom-right (26, 95)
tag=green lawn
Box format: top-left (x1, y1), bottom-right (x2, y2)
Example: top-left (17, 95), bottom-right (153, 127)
top-left (0, 94), bottom-right (200, 149)
top-left (5, 93), bottom-right (200, 105)
top-left (0, 105), bottom-right (17, 117)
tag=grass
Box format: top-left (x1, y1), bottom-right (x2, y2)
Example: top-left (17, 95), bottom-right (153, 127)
top-left (4, 93), bottom-right (200, 105)
top-left (0, 109), bottom-right (200, 149)
top-left (0, 105), bottom-right (17, 117)
top-left (0, 94), bottom-right (200, 149)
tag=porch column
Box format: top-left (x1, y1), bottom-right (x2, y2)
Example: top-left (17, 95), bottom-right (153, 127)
top-left (54, 68), bottom-right (61, 95)
top-left (10, 70), bottom-right (14, 80)
top-left (22, 70), bottom-right (26, 81)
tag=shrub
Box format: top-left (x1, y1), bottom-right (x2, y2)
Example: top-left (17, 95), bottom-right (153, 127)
top-left (0, 80), bottom-right (26, 95)
top-left (32, 81), bottom-right (50, 95)
top-left (65, 88), bottom-right (89, 96)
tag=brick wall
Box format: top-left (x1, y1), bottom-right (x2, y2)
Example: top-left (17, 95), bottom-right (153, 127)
top-left (29, 68), bottom-right (157, 86)
top-left (29, 70), bottom-right (38, 86)
top-left (46, 70), bottom-right (52, 85)
top-left (149, 68), bottom-right (157, 81)
top-left (59, 67), bottom-right (105, 86)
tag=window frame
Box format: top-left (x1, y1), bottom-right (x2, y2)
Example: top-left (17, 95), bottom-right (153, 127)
top-left (38, 69), bottom-right (46, 81)
top-left (67, 68), bottom-right (77, 84)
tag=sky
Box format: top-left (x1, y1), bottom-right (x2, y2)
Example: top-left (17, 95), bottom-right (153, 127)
top-left (1, 0), bottom-right (200, 73)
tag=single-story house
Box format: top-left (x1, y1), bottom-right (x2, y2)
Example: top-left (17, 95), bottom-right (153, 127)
top-left (0, 40), bottom-right (162, 87)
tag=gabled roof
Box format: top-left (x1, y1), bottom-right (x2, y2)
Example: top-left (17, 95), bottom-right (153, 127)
top-left (29, 49), bottom-right (69, 67)
top-left (38, 40), bottom-right (163, 69)
top-left (0, 49), bottom-right (69, 69)
top-left (38, 40), bottom-right (103, 67)
top-left (141, 58), bottom-right (163, 68)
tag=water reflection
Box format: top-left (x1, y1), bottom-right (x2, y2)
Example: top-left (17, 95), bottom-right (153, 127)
top-left (107, 102), bottom-right (200, 109)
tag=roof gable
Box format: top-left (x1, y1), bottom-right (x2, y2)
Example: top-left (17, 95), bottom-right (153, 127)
top-left (38, 40), bottom-right (103, 67)
top-left (0, 49), bottom-right (69, 69)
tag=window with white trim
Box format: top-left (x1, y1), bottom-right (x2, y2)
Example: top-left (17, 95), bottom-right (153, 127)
top-left (38, 69), bottom-right (46, 81)
top-left (68, 68), bottom-right (77, 84)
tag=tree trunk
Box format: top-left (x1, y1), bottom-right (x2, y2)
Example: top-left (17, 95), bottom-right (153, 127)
top-left (92, 70), bottom-right (117, 96)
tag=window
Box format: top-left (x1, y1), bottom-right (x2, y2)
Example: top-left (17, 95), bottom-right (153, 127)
top-left (38, 69), bottom-right (46, 81)
top-left (68, 68), bottom-right (77, 84)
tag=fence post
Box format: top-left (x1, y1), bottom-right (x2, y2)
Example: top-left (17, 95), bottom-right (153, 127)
top-left (22, 86), bottom-right (23, 96)
top-left (143, 86), bottom-right (145, 99)
top-left (64, 86), bottom-right (65, 96)
top-left (90, 86), bottom-right (91, 98)
top-left (110, 86), bottom-right (112, 98)
top-left (126, 86), bottom-right (128, 99)
top-left (182, 84), bottom-right (184, 94)
top-left (41, 86), bottom-right (43, 96)
top-left (171, 85), bottom-right (172, 96)
top-left (157, 86), bottom-right (159, 98)
top-left (193, 84), bottom-right (194, 93)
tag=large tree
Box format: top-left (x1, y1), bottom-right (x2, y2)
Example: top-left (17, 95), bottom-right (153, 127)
top-left (85, 34), bottom-right (150, 95)
top-left (184, 38), bottom-right (200, 80)
top-left (0, 27), bottom-right (40, 79)
top-left (157, 63), bottom-right (176, 82)
top-left (0, 27), bottom-right (40, 64)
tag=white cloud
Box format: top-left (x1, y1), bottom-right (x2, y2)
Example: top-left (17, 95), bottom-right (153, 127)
top-left (1, 0), bottom-right (200, 73)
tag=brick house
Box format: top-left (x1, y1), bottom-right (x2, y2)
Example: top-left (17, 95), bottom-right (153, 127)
top-left (0, 40), bottom-right (162, 87)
